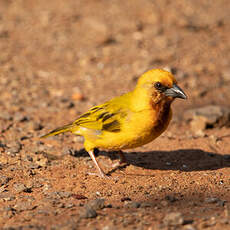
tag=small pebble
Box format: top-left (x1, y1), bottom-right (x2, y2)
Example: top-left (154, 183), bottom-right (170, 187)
top-left (7, 142), bottom-right (22, 155)
top-left (163, 212), bottom-right (184, 226)
top-left (13, 183), bottom-right (31, 193)
top-left (183, 224), bottom-right (197, 230)
top-left (204, 197), bottom-right (220, 204)
top-left (72, 194), bottom-right (88, 200)
top-left (33, 122), bottom-right (44, 131)
top-left (0, 176), bottom-right (12, 186)
top-left (45, 191), bottom-right (72, 199)
top-left (124, 201), bottom-right (141, 209)
top-left (86, 198), bottom-right (105, 210)
top-left (165, 195), bottom-right (177, 202)
top-left (0, 193), bottom-right (15, 201)
top-left (14, 201), bottom-right (36, 212)
top-left (27, 162), bottom-right (41, 169)
top-left (121, 197), bottom-right (131, 202)
top-left (0, 112), bottom-right (12, 120)
top-left (80, 206), bottom-right (97, 219)
top-left (160, 200), bottom-right (169, 207)
top-left (220, 218), bottom-right (229, 224)
top-left (102, 225), bottom-right (116, 230)
top-left (140, 202), bottom-right (152, 208)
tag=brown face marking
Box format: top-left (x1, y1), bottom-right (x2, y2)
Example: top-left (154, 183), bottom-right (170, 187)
top-left (151, 90), bottom-right (163, 105)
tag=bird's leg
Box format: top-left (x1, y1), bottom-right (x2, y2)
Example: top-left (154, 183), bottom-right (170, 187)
top-left (87, 150), bottom-right (108, 178)
top-left (112, 150), bottom-right (128, 168)
top-left (118, 150), bottom-right (127, 164)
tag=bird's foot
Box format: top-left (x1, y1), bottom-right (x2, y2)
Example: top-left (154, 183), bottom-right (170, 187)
top-left (111, 161), bottom-right (128, 169)
top-left (111, 151), bottom-right (129, 169)
top-left (87, 171), bottom-right (111, 179)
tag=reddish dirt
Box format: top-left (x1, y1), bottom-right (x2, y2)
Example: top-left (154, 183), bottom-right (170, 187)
top-left (0, 0), bottom-right (230, 229)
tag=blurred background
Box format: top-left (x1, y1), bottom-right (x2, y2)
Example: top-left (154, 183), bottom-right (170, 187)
top-left (0, 0), bottom-right (229, 125)
top-left (0, 1), bottom-right (230, 229)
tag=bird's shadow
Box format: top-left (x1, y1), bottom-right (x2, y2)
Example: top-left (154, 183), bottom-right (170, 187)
top-left (71, 148), bottom-right (230, 172)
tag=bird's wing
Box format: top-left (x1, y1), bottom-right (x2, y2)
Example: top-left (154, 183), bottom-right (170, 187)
top-left (73, 93), bottom-right (132, 133)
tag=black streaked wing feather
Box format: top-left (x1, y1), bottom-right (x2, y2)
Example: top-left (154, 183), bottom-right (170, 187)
top-left (73, 100), bottom-right (128, 133)
top-left (102, 120), bottom-right (121, 132)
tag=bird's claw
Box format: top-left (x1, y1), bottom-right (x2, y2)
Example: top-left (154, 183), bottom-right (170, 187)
top-left (111, 161), bottom-right (128, 169)
top-left (86, 171), bottom-right (111, 179)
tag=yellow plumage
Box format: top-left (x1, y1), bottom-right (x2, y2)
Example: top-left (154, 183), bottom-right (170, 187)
top-left (42, 69), bottom-right (187, 178)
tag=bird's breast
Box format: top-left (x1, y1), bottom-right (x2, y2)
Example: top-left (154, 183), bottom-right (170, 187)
top-left (151, 100), bottom-right (172, 136)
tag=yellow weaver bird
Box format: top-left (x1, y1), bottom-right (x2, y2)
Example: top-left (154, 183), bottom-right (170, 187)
top-left (42, 69), bottom-right (187, 178)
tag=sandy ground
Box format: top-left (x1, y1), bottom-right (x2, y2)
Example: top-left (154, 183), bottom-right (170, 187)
top-left (0, 0), bottom-right (230, 229)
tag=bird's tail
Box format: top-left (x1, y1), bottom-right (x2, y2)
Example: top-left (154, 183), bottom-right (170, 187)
top-left (41, 123), bottom-right (74, 138)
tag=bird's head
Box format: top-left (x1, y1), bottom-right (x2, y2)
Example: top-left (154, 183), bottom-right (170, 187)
top-left (136, 69), bottom-right (187, 104)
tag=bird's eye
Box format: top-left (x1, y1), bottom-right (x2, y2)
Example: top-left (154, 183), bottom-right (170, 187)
top-left (154, 82), bottom-right (162, 90)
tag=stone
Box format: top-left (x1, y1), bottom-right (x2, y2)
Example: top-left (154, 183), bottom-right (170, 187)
top-left (0, 193), bottom-right (15, 201)
top-left (0, 112), bottom-right (12, 120)
top-left (121, 197), bottom-right (131, 202)
top-left (14, 201), bottom-right (36, 212)
top-left (165, 195), bottom-right (177, 202)
top-left (204, 197), bottom-right (220, 203)
top-left (140, 202), bottom-right (152, 208)
top-left (190, 116), bottom-right (207, 132)
top-left (184, 105), bottom-right (230, 130)
top-left (204, 197), bottom-right (225, 206)
top-left (80, 206), bottom-right (97, 219)
top-left (7, 142), bottom-right (22, 155)
top-left (72, 194), bottom-right (88, 200)
top-left (102, 225), bottom-right (116, 230)
top-left (86, 198), bottom-right (105, 210)
top-left (163, 212), bottom-right (184, 226)
top-left (13, 183), bottom-right (30, 193)
top-left (183, 225), bottom-right (197, 230)
top-left (0, 176), bottom-right (12, 186)
top-left (124, 201), bottom-right (141, 208)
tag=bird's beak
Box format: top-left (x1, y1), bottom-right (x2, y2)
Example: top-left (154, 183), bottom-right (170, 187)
top-left (164, 84), bottom-right (187, 99)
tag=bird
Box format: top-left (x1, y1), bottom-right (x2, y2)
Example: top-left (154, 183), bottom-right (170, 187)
top-left (42, 69), bottom-right (187, 178)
